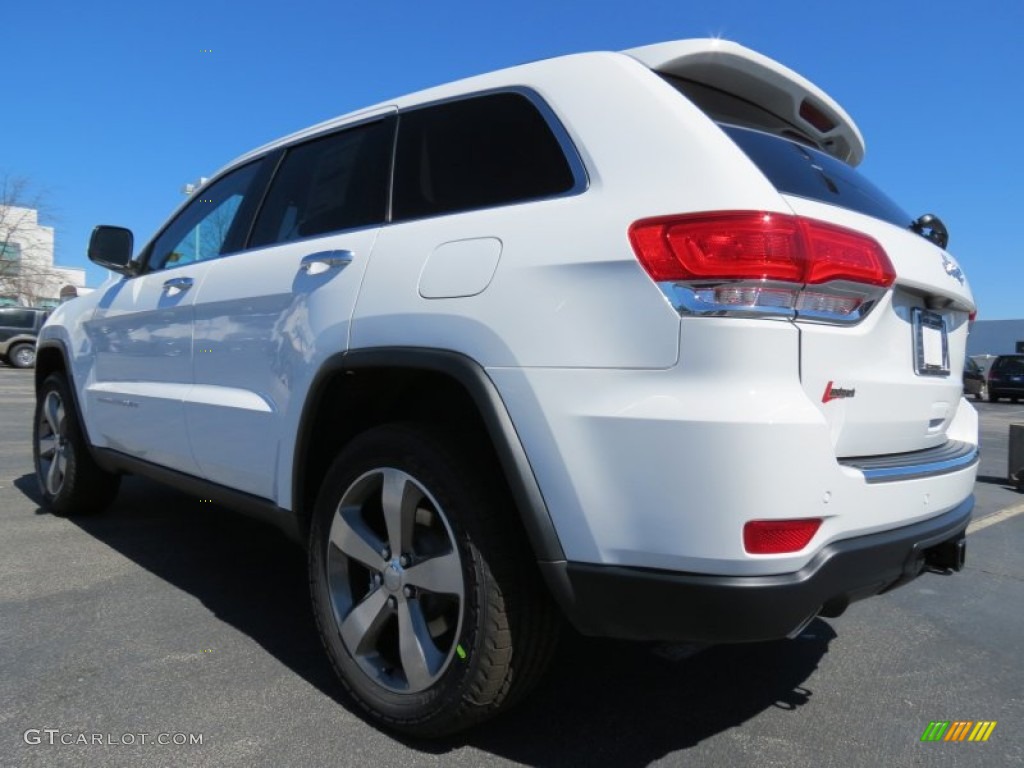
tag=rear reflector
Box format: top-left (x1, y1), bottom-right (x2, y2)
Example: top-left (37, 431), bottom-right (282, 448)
top-left (743, 519), bottom-right (822, 554)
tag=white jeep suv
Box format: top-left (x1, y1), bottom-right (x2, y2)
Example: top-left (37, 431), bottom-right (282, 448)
top-left (34, 39), bottom-right (977, 736)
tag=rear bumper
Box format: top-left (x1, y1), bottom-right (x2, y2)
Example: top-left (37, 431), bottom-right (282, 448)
top-left (541, 496), bottom-right (972, 643)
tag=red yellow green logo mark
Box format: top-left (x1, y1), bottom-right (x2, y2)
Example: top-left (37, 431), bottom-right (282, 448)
top-left (921, 721), bottom-right (997, 742)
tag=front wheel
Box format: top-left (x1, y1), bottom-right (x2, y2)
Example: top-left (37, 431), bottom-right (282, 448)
top-left (977, 383), bottom-right (989, 401)
top-left (33, 373), bottom-right (121, 515)
top-left (308, 423), bottom-right (559, 737)
top-left (987, 389), bottom-right (999, 403)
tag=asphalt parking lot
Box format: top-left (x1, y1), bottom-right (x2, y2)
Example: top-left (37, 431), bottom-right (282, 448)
top-left (1, 366), bottom-right (1021, 768)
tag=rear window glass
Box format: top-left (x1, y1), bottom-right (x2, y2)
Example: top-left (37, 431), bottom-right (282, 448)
top-left (722, 124), bottom-right (912, 228)
top-left (392, 92), bottom-right (576, 220)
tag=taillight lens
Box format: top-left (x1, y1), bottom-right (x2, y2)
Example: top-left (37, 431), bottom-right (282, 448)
top-left (630, 211), bottom-right (804, 282)
top-left (743, 519), bottom-right (822, 554)
top-left (629, 212), bottom-right (895, 322)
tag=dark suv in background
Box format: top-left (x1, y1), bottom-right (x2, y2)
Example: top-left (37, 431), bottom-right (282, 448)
top-left (0, 307), bottom-right (49, 368)
top-left (963, 357), bottom-right (987, 400)
top-left (985, 354), bottom-right (1024, 402)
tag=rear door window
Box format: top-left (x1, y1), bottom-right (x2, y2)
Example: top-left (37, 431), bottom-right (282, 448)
top-left (392, 92), bottom-right (577, 221)
top-left (249, 117), bottom-right (395, 247)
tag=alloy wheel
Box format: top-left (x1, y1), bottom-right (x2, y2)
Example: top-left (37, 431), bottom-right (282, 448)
top-left (325, 468), bottom-right (465, 693)
top-left (37, 390), bottom-right (69, 496)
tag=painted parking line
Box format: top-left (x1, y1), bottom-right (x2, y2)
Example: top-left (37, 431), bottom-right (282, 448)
top-left (967, 502), bottom-right (1024, 534)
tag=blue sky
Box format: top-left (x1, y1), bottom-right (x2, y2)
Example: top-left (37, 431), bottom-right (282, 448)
top-left (4, 0), bottom-right (1023, 318)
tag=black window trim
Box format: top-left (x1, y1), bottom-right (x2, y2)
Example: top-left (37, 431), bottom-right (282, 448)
top-left (388, 86), bottom-right (590, 224)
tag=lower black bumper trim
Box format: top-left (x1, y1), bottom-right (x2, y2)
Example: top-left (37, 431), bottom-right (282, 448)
top-left (540, 497), bottom-right (973, 643)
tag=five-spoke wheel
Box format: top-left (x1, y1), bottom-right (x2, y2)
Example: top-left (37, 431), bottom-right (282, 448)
top-left (309, 423), bottom-right (559, 737)
top-left (33, 373), bottom-right (120, 515)
top-left (327, 467), bottom-right (465, 693)
top-left (36, 389), bottom-right (69, 497)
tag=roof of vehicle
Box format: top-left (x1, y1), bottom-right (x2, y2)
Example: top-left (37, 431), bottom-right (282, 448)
top-left (623, 39), bottom-right (865, 166)
top-left (204, 38), bottom-right (865, 198)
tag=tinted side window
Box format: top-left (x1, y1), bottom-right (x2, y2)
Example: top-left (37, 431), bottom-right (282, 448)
top-left (250, 118), bottom-right (395, 247)
top-left (0, 309), bottom-right (38, 329)
top-left (148, 161), bottom-right (263, 271)
top-left (392, 93), bottom-right (575, 220)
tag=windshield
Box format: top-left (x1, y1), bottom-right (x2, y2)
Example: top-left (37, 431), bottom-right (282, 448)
top-left (722, 124), bottom-right (912, 228)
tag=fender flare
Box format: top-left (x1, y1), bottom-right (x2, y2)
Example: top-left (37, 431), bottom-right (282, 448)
top-left (293, 347), bottom-right (565, 562)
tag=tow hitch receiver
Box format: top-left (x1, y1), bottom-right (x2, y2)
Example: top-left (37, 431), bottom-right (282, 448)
top-left (924, 535), bottom-right (966, 573)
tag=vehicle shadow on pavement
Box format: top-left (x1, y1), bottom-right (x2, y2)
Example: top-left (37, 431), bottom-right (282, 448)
top-left (15, 473), bottom-right (835, 765)
top-left (448, 623), bottom-right (833, 766)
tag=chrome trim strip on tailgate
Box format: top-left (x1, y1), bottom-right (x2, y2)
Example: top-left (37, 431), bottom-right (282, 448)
top-left (839, 440), bottom-right (978, 484)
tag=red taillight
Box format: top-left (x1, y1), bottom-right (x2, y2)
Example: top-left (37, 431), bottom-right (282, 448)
top-left (743, 519), bottom-right (822, 554)
top-left (629, 211), bottom-right (804, 282)
top-left (629, 212), bottom-right (895, 287)
top-left (799, 218), bottom-right (895, 287)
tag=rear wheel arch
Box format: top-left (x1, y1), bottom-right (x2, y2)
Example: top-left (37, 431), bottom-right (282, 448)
top-left (292, 349), bottom-right (564, 563)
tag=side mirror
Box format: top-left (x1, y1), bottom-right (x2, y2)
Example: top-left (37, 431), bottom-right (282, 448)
top-left (88, 226), bottom-right (136, 274)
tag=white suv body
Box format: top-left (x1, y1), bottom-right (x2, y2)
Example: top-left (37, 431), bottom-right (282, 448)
top-left (35, 40), bottom-right (977, 735)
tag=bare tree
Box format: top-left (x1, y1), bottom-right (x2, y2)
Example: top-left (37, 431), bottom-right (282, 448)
top-left (0, 175), bottom-right (67, 306)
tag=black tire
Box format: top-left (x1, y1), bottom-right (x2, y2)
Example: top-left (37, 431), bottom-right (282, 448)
top-left (33, 372), bottom-right (121, 515)
top-left (987, 389), bottom-right (998, 403)
top-left (308, 423), bottom-right (560, 737)
top-left (8, 343), bottom-right (35, 369)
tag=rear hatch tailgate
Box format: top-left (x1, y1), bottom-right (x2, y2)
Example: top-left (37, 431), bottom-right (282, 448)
top-left (782, 195), bottom-right (973, 456)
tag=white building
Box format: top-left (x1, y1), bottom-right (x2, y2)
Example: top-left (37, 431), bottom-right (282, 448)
top-left (0, 205), bottom-right (87, 308)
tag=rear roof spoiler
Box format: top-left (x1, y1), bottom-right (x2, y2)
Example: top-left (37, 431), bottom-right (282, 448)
top-left (624, 39), bottom-right (865, 167)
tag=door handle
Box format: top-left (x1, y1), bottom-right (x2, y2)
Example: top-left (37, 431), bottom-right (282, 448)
top-left (300, 250), bottom-right (354, 275)
top-left (162, 276), bottom-right (194, 294)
